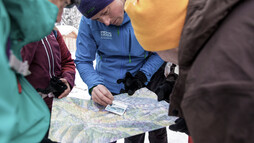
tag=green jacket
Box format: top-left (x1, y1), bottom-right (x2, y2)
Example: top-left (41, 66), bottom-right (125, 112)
top-left (0, 0), bottom-right (58, 142)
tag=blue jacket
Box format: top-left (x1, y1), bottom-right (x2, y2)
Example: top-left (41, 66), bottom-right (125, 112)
top-left (75, 13), bottom-right (164, 94)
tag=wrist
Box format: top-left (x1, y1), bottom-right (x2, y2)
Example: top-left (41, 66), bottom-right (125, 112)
top-left (89, 85), bottom-right (96, 95)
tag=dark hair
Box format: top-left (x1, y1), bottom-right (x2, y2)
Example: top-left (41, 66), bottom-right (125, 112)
top-left (65, 0), bottom-right (81, 8)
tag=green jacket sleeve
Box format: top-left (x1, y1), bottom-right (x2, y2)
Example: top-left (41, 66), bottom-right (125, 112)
top-left (0, 0), bottom-right (58, 143)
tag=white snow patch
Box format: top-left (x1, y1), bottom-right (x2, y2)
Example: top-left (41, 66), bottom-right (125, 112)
top-left (56, 25), bottom-right (78, 36)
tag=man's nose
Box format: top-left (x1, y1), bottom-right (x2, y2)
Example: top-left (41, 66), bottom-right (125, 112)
top-left (101, 16), bottom-right (111, 26)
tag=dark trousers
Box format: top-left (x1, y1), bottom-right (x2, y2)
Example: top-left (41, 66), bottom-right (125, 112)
top-left (124, 128), bottom-right (167, 143)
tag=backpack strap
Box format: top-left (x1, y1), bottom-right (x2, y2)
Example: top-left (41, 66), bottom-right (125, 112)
top-left (52, 30), bottom-right (58, 38)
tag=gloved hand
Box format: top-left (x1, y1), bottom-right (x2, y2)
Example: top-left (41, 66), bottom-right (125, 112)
top-left (169, 117), bottom-right (189, 135)
top-left (155, 72), bottom-right (178, 102)
top-left (155, 81), bottom-right (172, 102)
top-left (117, 71), bottom-right (147, 95)
top-left (37, 76), bottom-right (67, 98)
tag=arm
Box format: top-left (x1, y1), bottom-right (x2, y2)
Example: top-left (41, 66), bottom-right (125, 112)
top-left (75, 17), bottom-right (104, 91)
top-left (139, 52), bottom-right (165, 82)
top-left (56, 30), bottom-right (76, 98)
top-left (56, 30), bottom-right (75, 88)
top-left (75, 17), bottom-right (113, 105)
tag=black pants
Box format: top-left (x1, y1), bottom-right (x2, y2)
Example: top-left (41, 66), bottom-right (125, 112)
top-left (124, 127), bottom-right (167, 143)
top-left (111, 127), bottom-right (167, 143)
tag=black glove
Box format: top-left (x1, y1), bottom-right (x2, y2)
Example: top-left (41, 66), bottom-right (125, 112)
top-left (41, 137), bottom-right (58, 143)
top-left (117, 71), bottom-right (147, 95)
top-left (37, 76), bottom-right (67, 98)
top-left (169, 117), bottom-right (189, 135)
top-left (155, 64), bottom-right (178, 102)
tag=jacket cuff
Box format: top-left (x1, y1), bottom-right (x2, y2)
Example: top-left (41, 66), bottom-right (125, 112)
top-left (62, 71), bottom-right (75, 89)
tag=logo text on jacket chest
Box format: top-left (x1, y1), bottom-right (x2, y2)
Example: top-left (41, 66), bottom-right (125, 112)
top-left (100, 31), bottom-right (112, 39)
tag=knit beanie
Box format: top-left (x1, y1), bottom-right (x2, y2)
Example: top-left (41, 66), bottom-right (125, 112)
top-left (125, 0), bottom-right (188, 51)
top-left (77, 0), bottom-right (114, 18)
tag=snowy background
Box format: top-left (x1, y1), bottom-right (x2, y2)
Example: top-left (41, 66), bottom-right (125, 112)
top-left (61, 7), bottom-right (188, 143)
top-left (57, 7), bottom-right (82, 29)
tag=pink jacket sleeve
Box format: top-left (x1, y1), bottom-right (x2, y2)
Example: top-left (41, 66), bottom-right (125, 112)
top-left (56, 30), bottom-right (76, 89)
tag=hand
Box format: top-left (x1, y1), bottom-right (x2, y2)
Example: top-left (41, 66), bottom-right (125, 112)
top-left (117, 71), bottom-right (147, 95)
top-left (155, 72), bottom-right (178, 102)
top-left (91, 84), bottom-right (114, 106)
top-left (155, 80), bottom-right (173, 102)
top-left (169, 117), bottom-right (189, 135)
top-left (58, 78), bottom-right (71, 99)
top-left (36, 76), bottom-right (67, 98)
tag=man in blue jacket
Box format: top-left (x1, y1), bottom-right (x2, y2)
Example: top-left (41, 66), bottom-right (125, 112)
top-left (75, 0), bottom-right (167, 142)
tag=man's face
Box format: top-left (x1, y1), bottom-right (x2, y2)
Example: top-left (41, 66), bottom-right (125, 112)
top-left (156, 49), bottom-right (179, 65)
top-left (91, 0), bottom-right (125, 26)
top-left (48, 0), bottom-right (71, 22)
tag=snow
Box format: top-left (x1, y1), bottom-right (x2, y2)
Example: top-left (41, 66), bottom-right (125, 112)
top-left (56, 25), bottom-right (78, 36)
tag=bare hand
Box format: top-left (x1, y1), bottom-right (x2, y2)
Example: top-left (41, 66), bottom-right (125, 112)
top-left (58, 78), bottom-right (71, 99)
top-left (91, 84), bottom-right (114, 106)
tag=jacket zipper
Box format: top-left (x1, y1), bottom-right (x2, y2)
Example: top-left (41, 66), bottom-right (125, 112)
top-left (128, 29), bottom-right (132, 63)
top-left (41, 36), bottom-right (55, 78)
top-left (45, 36), bottom-right (55, 77)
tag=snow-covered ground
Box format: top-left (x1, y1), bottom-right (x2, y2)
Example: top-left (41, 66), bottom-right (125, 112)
top-left (69, 52), bottom-right (188, 143)
top-left (117, 129), bottom-right (188, 143)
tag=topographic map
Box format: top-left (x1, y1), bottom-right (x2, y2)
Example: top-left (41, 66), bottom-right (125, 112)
top-left (49, 88), bottom-right (177, 143)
